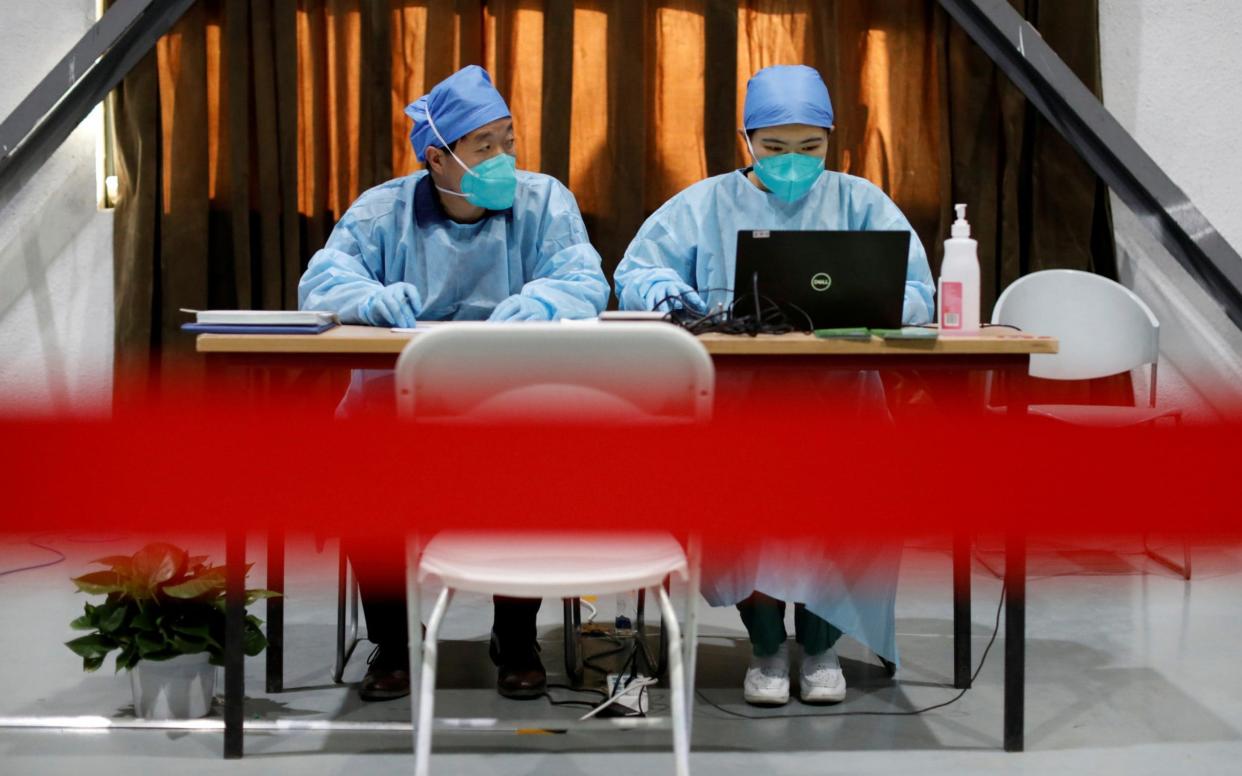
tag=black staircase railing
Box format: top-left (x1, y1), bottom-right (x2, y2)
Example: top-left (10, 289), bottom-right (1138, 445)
top-left (0, 0), bottom-right (196, 209)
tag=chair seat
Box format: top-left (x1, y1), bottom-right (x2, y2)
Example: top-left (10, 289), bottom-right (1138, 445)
top-left (1027, 404), bottom-right (1182, 428)
top-left (418, 532), bottom-right (687, 598)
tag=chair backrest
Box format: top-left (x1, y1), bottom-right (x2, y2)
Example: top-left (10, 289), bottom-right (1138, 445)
top-left (394, 322), bottom-right (715, 424)
top-left (992, 269), bottom-right (1160, 381)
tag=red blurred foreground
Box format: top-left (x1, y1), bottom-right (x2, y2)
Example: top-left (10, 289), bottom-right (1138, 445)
top-left (1, 394), bottom-right (1237, 543)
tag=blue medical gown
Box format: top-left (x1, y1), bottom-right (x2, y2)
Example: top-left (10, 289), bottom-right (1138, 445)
top-left (614, 169), bottom-right (934, 324)
top-left (301, 169), bottom-right (608, 322)
top-left (299, 170), bottom-right (609, 416)
top-left (616, 169), bottom-right (922, 664)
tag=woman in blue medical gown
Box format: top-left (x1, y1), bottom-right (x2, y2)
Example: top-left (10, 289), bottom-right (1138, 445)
top-left (614, 64), bottom-right (933, 706)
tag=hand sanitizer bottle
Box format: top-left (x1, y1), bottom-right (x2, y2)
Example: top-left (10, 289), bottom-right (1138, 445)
top-left (938, 204), bottom-right (980, 335)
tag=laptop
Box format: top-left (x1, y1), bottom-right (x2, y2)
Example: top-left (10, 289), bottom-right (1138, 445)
top-left (733, 230), bottom-right (911, 330)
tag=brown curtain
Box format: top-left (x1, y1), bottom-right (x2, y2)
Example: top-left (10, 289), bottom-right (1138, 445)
top-left (113, 0), bottom-right (1115, 392)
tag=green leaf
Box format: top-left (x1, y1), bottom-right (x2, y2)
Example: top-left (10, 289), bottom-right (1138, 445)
top-left (131, 607), bottom-right (157, 631)
top-left (242, 623), bottom-right (268, 657)
top-left (244, 589), bottom-right (282, 604)
top-left (171, 636), bottom-right (208, 655)
top-left (98, 605), bottom-right (128, 634)
top-left (135, 632), bottom-right (166, 657)
top-left (200, 563), bottom-right (255, 583)
top-left (90, 555), bottom-right (134, 572)
top-left (66, 634), bottom-right (115, 660)
top-left (162, 571), bottom-right (226, 600)
top-left (71, 571), bottom-right (124, 596)
top-left (170, 622), bottom-right (211, 638)
top-left (70, 613), bottom-right (94, 630)
top-left (83, 654), bottom-right (105, 672)
top-left (116, 645), bottom-right (141, 672)
top-left (143, 648), bottom-right (181, 662)
top-left (131, 543), bottom-right (187, 594)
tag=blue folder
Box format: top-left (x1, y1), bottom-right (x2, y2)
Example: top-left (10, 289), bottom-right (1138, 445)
top-left (181, 322), bottom-right (337, 335)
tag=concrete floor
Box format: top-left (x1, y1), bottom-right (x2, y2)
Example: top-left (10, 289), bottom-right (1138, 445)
top-left (1, 533), bottom-right (1240, 774)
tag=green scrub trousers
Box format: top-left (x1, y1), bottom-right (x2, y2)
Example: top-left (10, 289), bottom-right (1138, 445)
top-left (738, 591), bottom-right (843, 657)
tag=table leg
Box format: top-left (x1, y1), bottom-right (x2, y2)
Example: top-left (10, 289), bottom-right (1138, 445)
top-left (1004, 531), bottom-right (1026, 753)
top-left (224, 530), bottom-right (245, 759)
top-left (1005, 358), bottom-right (1031, 416)
top-left (953, 531), bottom-right (972, 689)
top-left (266, 528), bottom-right (285, 694)
top-left (1002, 356), bottom-right (1029, 752)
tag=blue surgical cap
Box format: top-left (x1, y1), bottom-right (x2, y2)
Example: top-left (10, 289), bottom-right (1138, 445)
top-left (743, 65), bottom-right (835, 131)
top-left (405, 65), bottom-right (512, 163)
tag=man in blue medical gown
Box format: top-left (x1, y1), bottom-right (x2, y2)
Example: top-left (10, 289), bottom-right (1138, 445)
top-left (300, 65), bottom-right (608, 701)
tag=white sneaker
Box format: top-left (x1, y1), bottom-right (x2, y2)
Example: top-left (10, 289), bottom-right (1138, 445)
top-left (799, 648), bottom-right (847, 703)
top-left (743, 643), bottom-right (790, 706)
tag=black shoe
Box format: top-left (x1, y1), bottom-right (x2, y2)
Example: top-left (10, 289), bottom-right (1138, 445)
top-left (360, 644), bottom-right (410, 702)
top-left (490, 632), bottom-right (546, 700)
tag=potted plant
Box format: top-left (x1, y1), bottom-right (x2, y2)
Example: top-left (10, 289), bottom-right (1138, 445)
top-left (65, 542), bottom-right (277, 719)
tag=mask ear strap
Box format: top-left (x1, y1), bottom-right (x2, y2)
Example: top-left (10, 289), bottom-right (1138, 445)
top-left (743, 129), bottom-right (761, 164)
top-left (425, 107), bottom-right (473, 177)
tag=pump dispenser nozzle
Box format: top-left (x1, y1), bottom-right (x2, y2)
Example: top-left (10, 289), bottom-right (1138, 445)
top-left (951, 204), bottom-right (971, 239)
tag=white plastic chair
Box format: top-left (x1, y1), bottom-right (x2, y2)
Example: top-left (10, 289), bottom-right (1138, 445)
top-left (992, 269), bottom-right (1189, 578)
top-left (394, 322), bottom-right (713, 776)
top-left (992, 269), bottom-right (1178, 423)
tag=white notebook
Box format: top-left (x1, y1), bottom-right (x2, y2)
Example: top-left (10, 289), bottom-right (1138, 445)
top-left (182, 309), bottom-right (340, 326)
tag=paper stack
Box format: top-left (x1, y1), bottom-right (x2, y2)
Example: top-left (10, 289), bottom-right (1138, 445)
top-left (180, 309), bottom-right (340, 335)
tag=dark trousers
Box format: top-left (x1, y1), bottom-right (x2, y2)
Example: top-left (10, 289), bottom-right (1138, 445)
top-left (345, 536), bottom-right (541, 659)
top-left (737, 591), bottom-right (842, 657)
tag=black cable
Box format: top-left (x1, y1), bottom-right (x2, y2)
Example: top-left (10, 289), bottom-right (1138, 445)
top-left (0, 532), bottom-right (130, 579)
top-left (611, 639), bottom-right (640, 697)
top-left (0, 539), bottom-right (66, 578)
top-left (581, 639), bottom-right (632, 676)
top-left (542, 683), bottom-right (608, 709)
top-left (660, 287), bottom-right (1028, 338)
top-left (547, 682), bottom-right (607, 698)
top-left (656, 284), bottom-right (813, 337)
top-left (655, 286), bottom-right (736, 322)
top-left (694, 581), bottom-right (1007, 720)
top-left (565, 631), bottom-right (652, 718)
top-left (541, 636), bottom-right (628, 714)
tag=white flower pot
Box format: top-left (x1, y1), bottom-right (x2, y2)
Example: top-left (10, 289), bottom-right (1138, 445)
top-left (129, 652), bottom-right (217, 719)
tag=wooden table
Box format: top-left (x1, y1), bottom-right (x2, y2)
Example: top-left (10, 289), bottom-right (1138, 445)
top-left (198, 323), bottom-right (1056, 361)
top-left (197, 324), bottom-right (1057, 757)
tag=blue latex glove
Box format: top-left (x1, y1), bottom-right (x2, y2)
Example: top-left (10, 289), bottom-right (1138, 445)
top-left (489, 294), bottom-right (554, 322)
top-left (645, 280), bottom-right (706, 314)
top-left (360, 282), bottom-right (423, 328)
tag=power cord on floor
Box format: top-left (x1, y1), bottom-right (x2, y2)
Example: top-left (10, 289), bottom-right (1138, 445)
top-left (543, 684), bottom-right (608, 710)
top-left (0, 533), bottom-right (130, 579)
top-left (552, 631), bottom-right (655, 719)
top-left (0, 539), bottom-right (65, 578)
top-left (542, 637), bottom-right (641, 712)
top-left (694, 581), bottom-right (1007, 720)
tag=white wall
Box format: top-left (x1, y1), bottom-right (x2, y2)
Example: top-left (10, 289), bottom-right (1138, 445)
top-left (0, 0), bottom-right (113, 416)
top-left (1099, 0), bottom-right (1242, 419)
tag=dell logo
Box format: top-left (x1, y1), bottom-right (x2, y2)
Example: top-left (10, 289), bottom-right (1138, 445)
top-left (811, 273), bottom-right (832, 292)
